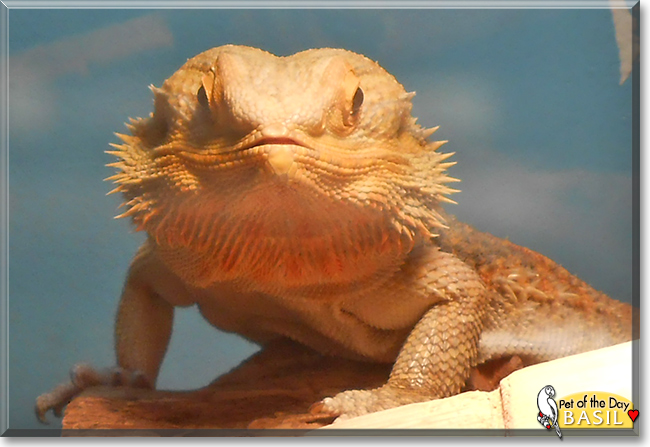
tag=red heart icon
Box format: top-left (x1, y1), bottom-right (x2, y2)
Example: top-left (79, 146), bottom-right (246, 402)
top-left (628, 409), bottom-right (639, 422)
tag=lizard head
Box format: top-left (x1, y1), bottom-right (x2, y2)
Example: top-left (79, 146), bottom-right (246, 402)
top-left (107, 45), bottom-right (458, 292)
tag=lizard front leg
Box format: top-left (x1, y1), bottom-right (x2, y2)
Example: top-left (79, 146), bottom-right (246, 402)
top-left (35, 245), bottom-right (175, 422)
top-left (114, 267), bottom-right (174, 386)
top-left (319, 250), bottom-right (487, 418)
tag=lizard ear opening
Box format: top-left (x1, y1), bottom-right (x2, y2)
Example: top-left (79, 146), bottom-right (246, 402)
top-left (128, 85), bottom-right (171, 148)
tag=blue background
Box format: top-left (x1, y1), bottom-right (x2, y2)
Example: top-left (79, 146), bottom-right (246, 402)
top-left (8, 8), bottom-right (634, 429)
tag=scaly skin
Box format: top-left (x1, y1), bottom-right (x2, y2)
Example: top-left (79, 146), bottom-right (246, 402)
top-left (35, 45), bottom-right (635, 422)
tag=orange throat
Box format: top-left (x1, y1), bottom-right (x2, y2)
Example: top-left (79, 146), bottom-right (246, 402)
top-left (145, 183), bottom-right (418, 295)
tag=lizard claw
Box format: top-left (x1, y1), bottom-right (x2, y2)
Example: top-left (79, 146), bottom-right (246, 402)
top-left (308, 400), bottom-right (339, 416)
top-left (35, 381), bottom-right (81, 424)
top-left (317, 386), bottom-right (429, 420)
top-left (35, 364), bottom-right (152, 424)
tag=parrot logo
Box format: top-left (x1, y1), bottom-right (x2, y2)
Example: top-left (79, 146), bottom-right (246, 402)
top-left (537, 385), bottom-right (563, 439)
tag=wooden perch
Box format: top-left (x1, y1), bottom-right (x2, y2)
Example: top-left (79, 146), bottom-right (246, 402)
top-left (60, 340), bottom-right (633, 433)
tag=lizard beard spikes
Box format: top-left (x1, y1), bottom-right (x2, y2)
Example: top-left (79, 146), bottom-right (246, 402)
top-left (108, 139), bottom-right (457, 294)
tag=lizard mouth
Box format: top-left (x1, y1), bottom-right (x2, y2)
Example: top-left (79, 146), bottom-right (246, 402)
top-left (247, 137), bottom-right (307, 149)
top-left (235, 132), bottom-right (316, 178)
top-left (235, 131), bottom-right (317, 158)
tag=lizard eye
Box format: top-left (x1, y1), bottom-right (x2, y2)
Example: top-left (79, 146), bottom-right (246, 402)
top-left (351, 87), bottom-right (364, 115)
top-left (342, 86), bottom-right (363, 127)
top-left (197, 85), bottom-right (210, 109)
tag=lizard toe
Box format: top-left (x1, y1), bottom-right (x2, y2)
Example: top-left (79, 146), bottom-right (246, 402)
top-left (35, 364), bottom-right (152, 423)
top-left (320, 386), bottom-right (430, 420)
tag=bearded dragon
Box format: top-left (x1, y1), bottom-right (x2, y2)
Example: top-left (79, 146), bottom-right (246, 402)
top-left (35, 45), bottom-right (635, 423)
